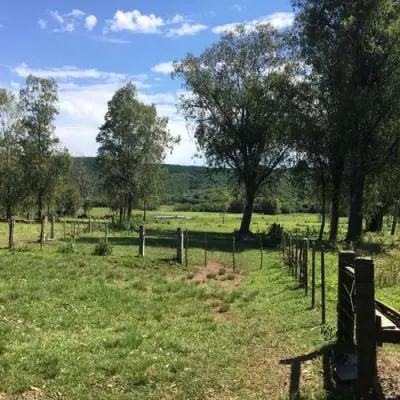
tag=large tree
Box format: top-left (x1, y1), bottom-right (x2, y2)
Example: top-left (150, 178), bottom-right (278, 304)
top-left (0, 89), bottom-right (24, 219)
top-left (97, 83), bottom-right (177, 222)
top-left (293, 0), bottom-right (400, 242)
top-left (174, 25), bottom-right (295, 235)
top-left (18, 75), bottom-right (64, 220)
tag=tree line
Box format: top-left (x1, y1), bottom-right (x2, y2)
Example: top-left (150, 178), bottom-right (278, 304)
top-left (173, 0), bottom-right (400, 242)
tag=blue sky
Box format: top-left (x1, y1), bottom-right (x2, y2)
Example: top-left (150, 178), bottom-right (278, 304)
top-left (0, 0), bottom-right (293, 165)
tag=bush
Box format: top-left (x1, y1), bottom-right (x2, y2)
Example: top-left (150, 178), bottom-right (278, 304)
top-left (94, 240), bottom-right (113, 256)
top-left (259, 198), bottom-right (281, 215)
top-left (281, 202), bottom-right (294, 214)
top-left (58, 241), bottom-right (76, 254)
top-left (228, 200), bottom-right (244, 214)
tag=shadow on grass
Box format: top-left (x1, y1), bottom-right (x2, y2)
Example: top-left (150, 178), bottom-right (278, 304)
top-left (67, 229), bottom-right (269, 254)
top-left (280, 345), bottom-right (354, 400)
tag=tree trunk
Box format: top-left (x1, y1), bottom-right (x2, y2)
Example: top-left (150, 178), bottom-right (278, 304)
top-left (391, 201), bottom-right (398, 235)
top-left (37, 193), bottom-right (43, 221)
top-left (6, 202), bottom-right (12, 221)
top-left (346, 174), bottom-right (366, 242)
top-left (127, 195), bottom-right (133, 222)
top-left (319, 173), bottom-right (326, 241)
top-left (239, 187), bottom-right (255, 235)
top-left (119, 205), bottom-right (123, 225)
top-left (329, 165), bottom-right (343, 242)
top-left (366, 207), bottom-right (383, 232)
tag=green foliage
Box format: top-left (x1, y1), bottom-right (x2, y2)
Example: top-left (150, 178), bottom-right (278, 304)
top-left (93, 239), bottom-right (113, 256)
top-left (58, 241), bottom-right (76, 254)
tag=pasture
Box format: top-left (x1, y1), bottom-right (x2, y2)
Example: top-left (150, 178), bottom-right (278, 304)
top-left (0, 210), bottom-right (399, 399)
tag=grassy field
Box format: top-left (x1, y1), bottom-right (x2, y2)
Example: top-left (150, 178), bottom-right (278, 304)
top-left (0, 210), bottom-right (399, 399)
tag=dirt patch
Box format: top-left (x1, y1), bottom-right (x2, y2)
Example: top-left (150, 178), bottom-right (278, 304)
top-left (378, 348), bottom-right (400, 399)
top-left (190, 262), bottom-right (244, 287)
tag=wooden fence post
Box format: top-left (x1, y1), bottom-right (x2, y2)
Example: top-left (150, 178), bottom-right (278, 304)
top-left (50, 216), bottom-right (55, 239)
top-left (177, 228), bottom-right (184, 264)
top-left (139, 225), bottom-right (145, 257)
top-left (303, 239), bottom-right (309, 295)
top-left (185, 229), bottom-right (188, 268)
top-left (63, 220), bottom-right (66, 238)
top-left (89, 217), bottom-right (92, 234)
top-left (259, 234), bottom-right (264, 270)
top-left (391, 200), bottom-right (398, 236)
top-left (355, 257), bottom-right (377, 399)
top-left (9, 218), bottom-right (15, 249)
top-left (311, 242), bottom-right (316, 309)
top-left (337, 251), bottom-right (356, 345)
top-left (204, 232), bottom-right (207, 268)
top-left (233, 236), bottom-right (236, 273)
top-left (72, 222), bottom-right (76, 243)
top-left (321, 246), bottom-right (326, 325)
top-left (40, 216), bottom-right (48, 250)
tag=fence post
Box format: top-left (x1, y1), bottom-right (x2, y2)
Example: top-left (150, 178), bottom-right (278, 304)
top-left (355, 257), bottom-right (377, 399)
top-left (105, 223), bottom-right (108, 244)
top-left (177, 228), bottom-right (184, 264)
top-left (259, 234), bottom-right (264, 270)
top-left (40, 216), bottom-right (48, 250)
top-left (337, 251), bottom-right (356, 345)
top-left (295, 238), bottom-right (299, 278)
top-left (50, 216), bottom-right (55, 239)
top-left (139, 225), bottom-right (145, 257)
top-left (185, 229), bottom-right (188, 268)
top-left (311, 242), bottom-right (316, 309)
top-left (9, 218), bottom-right (15, 249)
top-left (303, 239), bottom-right (309, 295)
top-left (89, 217), bottom-right (92, 234)
top-left (72, 222), bottom-right (76, 243)
top-left (391, 200), bottom-right (398, 235)
top-left (321, 246), bottom-right (326, 325)
top-left (63, 220), bottom-right (66, 238)
top-left (233, 236), bottom-right (236, 273)
top-left (204, 232), bottom-right (207, 268)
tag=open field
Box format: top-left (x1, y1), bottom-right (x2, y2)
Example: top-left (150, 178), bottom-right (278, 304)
top-left (0, 210), bottom-right (399, 399)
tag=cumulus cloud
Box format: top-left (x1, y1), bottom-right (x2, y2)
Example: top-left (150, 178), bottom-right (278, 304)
top-left (50, 10), bottom-right (64, 25)
top-left (38, 19), bottom-right (47, 29)
top-left (166, 23), bottom-right (208, 37)
top-left (167, 14), bottom-right (187, 24)
top-left (85, 15), bottom-right (97, 31)
top-left (212, 11), bottom-right (295, 34)
top-left (106, 10), bottom-right (164, 34)
top-left (151, 62), bottom-right (174, 74)
top-left (12, 63), bottom-right (127, 82)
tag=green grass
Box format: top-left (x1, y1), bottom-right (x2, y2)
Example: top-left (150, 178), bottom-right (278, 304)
top-left (0, 209), bottom-right (399, 399)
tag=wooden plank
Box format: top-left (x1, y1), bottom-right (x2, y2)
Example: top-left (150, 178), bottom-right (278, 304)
top-left (376, 299), bottom-right (400, 321)
top-left (380, 328), bottom-right (400, 344)
top-left (375, 309), bottom-right (396, 330)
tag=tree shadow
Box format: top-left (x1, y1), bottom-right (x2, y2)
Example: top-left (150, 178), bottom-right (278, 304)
top-left (280, 345), bottom-right (355, 400)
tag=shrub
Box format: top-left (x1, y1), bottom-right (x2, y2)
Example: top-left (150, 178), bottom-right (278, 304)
top-left (218, 268), bottom-right (226, 275)
top-left (259, 198), bottom-right (280, 215)
top-left (281, 202), bottom-right (294, 214)
top-left (94, 240), bottom-right (113, 256)
top-left (228, 200), bottom-right (244, 214)
top-left (58, 241), bottom-right (76, 254)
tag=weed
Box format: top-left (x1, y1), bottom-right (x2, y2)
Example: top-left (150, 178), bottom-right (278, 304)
top-left (218, 303), bottom-right (230, 313)
top-left (58, 241), bottom-right (76, 254)
top-left (93, 240), bottom-right (113, 256)
top-left (218, 267), bottom-right (226, 275)
top-left (227, 273), bottom-right (235, 280)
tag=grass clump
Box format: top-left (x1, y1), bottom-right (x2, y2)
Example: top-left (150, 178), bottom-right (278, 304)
top-left (58, 241), bottom-right (76, 254)
top-left (218, 267), bottom-right (226, 275)
top-left (207, 273), bottom-right (217, 279)
top-left (93, 239), bottom-right (113, 256)
top-left (218, 302), bottom-right (230, 313)
top-left (227, 273), bottom-right (235, 280)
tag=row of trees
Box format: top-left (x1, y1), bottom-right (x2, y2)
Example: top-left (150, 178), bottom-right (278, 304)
top-left (173, 0), bottom-right (400, 242)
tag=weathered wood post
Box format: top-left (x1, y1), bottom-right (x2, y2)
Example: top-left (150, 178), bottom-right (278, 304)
top-left (355, 257), bottom-right (377, 399)
top-left (337, 251), bottom-right (356, 345)
top-left (185, 229), bottom-right (188, 268)
top-left (290, 235), bottom-right (294, 272)
top-left (204, 232), bottom-right (207, 268)
top-left (40, 216), bottom-right (48, 250)
top-left (9, 218), bottom-right (15, 249)
top-left (139, 225), bottom-right (145, 257)
top-left (89, 217), bottom-right (92, 234)
top-left (232, 236), bottom-right (236, 273)
top-left (63, 220), bottom-right (66, 238)
top-left (321, 245), bottom-right (326, 325)
top-left (311, 242), bottom-right (316, 309)
top-left (295, 237), bottom-right (299, 278)
top-left (282, 231), bottom-right (286, 259)
top-left (50, 216), bottom-right (55, 239)
top-left (177, 228), bottom-right (184, 264)
top-left (303, 238), bottom-right (309, 295)
top-left (391, 200), bottom-right (398, 236)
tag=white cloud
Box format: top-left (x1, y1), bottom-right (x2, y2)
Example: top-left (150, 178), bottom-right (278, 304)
top-left (166, 23), bottom-right (208, 37)
top-left (212, 11), bottom-right (295, 34)
top-left (97, 36), bottom-right (130, 44)
top-left (167, 14), bottom-right (187, 24)
top-left (64, 23), bottom-right (75, 32)
top-left (65, 9), bottom-right (85, 18)
top-left (38, 19), bottom-right (47, 29)
top-left (107, 10), bottom-right (164, 34)
top-left (232, 4), bottom-right (243, 12)
top-left (152, 62), bottom-right (174, 74)
top-left (85, 15), bottom-right (97, 31)
top-left (50, 10), bottom-right (64, 24)
top-left (12, 63), bottom-right (127, 81)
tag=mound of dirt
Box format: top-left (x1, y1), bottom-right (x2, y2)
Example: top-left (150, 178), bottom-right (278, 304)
top-left (191, 262), bottom-right (244, 287)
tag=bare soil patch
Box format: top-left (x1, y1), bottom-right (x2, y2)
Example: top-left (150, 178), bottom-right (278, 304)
top-left (378, 348), bottom-right (400, 399)
top-left (191, 262), bottom-right (244, 287)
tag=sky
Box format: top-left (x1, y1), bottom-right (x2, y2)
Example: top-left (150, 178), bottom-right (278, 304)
top-left (0, 0), bottom-right (294, 165)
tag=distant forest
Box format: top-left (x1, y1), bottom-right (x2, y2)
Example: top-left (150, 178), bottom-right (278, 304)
top-left (78, 157), bottom-right (320, 215)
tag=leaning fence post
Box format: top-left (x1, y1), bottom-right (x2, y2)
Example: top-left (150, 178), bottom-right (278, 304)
top-left (311, 242), bottom-right (316, 309)
top-left (355, 257), bottom-right (377, 399)
top-left (303, 238), bottom-right (309, 295)
top-left (139, 225), bottom-right (145, 257)
top-left (50, 216), bottom-right (55, 239)
top-left (321, 245), bottom-right (326, 325)
top-left (40, 216), bottom-right (48, 250)
top-left (337, 251), bottom-right (356, 345)
top-left (177, 227), bottom-right (184, 264)
top-left (9, 218), bottom-right (15, 249)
